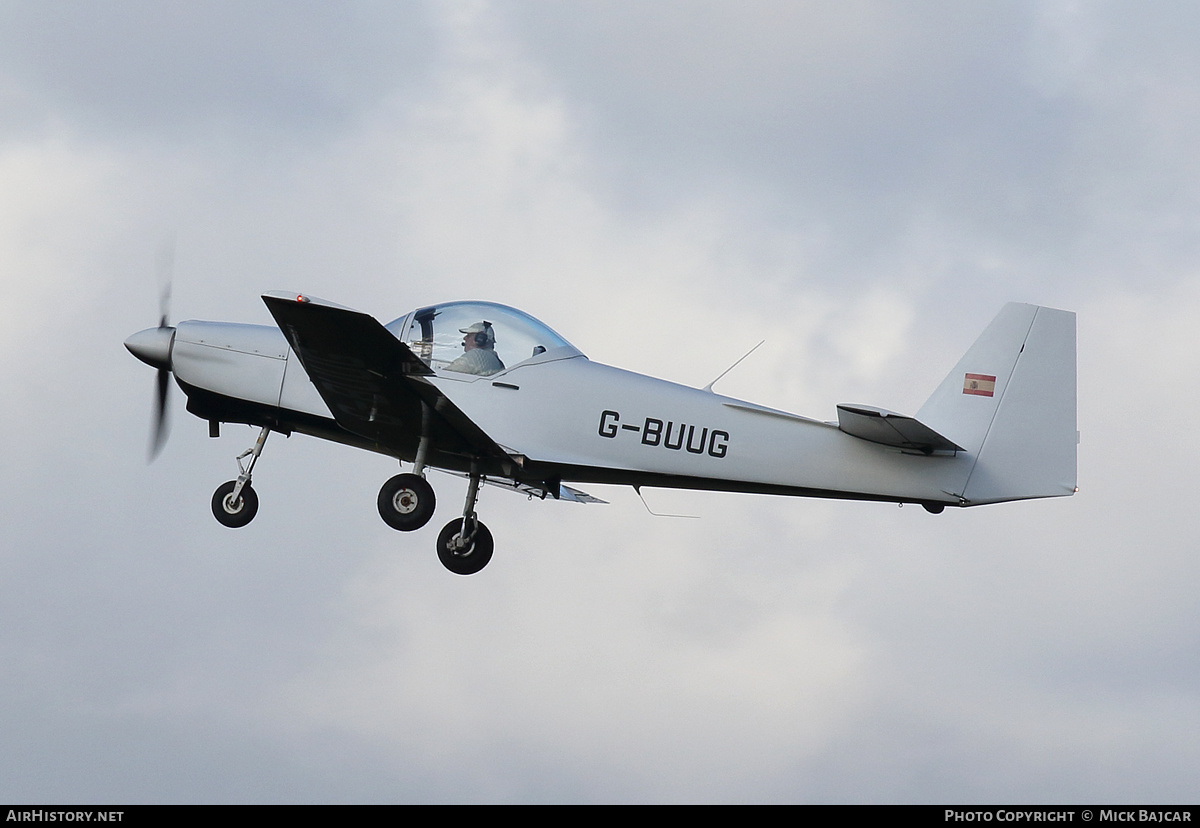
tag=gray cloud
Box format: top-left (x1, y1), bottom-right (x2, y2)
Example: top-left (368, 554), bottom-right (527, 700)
top-left (1, 0), bottom-right (1197, 804)
top-left (0, 1), bottom-right (438, 145)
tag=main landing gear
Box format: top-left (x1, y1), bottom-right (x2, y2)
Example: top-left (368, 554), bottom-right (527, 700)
top-left (377, 473), bottom-right (436, 531)
top-left (379, 463), bottom-right (493, 575)
top-left (435, 466), bottom-right (493, 576)
top-left (211, 426), bottom-right (270, 528)
top-left (375, 423), bottom-right (493, 574)
top-left (378, 415), bottom-right (436, 531)
top-left (437, 518), bottom-right (493, 576)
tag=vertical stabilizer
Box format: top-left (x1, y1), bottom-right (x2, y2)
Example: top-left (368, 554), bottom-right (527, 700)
top-left (917, 303), bottom-right (1077, 504)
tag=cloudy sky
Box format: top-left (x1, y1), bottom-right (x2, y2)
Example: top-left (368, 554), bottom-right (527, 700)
top-left (3, 0), bottom-right (1198, 804)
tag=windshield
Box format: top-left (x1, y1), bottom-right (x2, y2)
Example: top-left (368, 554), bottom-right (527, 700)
top-left (389, 301), bottom-right (580, 377)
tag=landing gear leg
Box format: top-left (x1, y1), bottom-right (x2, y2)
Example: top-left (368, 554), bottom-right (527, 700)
top-left (436, 464), bottom-right (493, 575)
top-left (411, 404), bottom-right (432, 478)
top-left (211, 426), bottom-right (270, 528)
top-left (377, 406), bottom-right (437, 531)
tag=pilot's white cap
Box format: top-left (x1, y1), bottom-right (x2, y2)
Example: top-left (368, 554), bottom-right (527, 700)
top-left (459, 321), bottom-right (491, 334)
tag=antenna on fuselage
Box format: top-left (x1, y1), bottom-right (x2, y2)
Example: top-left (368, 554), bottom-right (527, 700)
top-left (702, 340), bottom-right (765, 393)
top-left (633, 486), bottom-right (699, 519)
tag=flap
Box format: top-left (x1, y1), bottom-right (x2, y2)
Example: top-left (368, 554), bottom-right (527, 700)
top-left (436, 470), bottom-right (608, 504)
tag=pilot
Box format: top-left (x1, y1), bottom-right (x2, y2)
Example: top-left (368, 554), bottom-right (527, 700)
top-left (446, 321), bottom-right (505, 376)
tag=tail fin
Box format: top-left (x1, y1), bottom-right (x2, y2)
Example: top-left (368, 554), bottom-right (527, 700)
top-left (917, 303), bottom-right (1077, 504)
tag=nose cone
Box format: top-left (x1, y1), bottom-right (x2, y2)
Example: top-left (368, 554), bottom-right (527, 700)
top-left (125, 326), bottom-right (176, 370)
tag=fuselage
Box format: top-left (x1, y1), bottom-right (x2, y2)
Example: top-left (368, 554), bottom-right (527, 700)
top-left (426, 356), bottom-right (965, 504)
top-left (165, 315), bottom-right (966, 507)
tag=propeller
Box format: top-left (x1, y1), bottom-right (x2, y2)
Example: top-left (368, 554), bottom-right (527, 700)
top-left (150, 242), bottom-right (173, 459)
top-left (125, 241), bottom-right (177, 461)
top-left (149, 349), bottom-right (171, 460)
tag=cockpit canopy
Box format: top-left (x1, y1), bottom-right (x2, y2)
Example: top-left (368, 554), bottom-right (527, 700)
top-left (386, 301), bottom-right (582, 378)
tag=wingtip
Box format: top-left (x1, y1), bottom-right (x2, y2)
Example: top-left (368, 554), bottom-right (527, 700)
top-left (261, 291), bottom-right (358, 312)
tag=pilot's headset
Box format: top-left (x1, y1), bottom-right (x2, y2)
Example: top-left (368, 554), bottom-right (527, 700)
top-left (461, 321), bottom-right (495, 348)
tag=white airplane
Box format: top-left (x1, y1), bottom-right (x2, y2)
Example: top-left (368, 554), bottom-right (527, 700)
top-left (126, 294), bottom-right (1077, 575)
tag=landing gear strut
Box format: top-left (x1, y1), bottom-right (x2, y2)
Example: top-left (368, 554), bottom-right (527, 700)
top-left (211, 426), bottom-right (269, 528)
top-left (436, 465), bottom-right (493, 575)
top-left (377, 410), bottom-right (437, 531)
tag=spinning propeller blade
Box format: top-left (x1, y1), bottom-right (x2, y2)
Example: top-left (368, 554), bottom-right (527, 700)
top-left (149, 240), bottom-right (173, 460)
top-left (149, 360), bottom-right (171, 461)
top-left (123, 241), bottom-right (177, 461)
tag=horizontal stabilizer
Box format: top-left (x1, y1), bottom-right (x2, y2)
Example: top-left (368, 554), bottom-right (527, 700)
top-left (837, 404), bottom-right (964, 454)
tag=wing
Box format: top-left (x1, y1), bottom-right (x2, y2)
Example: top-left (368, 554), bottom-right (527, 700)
top-left (262, 293), bottom-right (510, 469)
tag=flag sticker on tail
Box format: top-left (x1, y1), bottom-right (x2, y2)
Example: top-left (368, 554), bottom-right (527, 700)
top-left (962, 373), bottom-right (996, 397)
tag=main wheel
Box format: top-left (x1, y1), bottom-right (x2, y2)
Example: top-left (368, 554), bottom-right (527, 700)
top-left (212, 480), bottom-right (259, 528)
top-left (436, 518), bottom-right (494, 575)
top-left (378, 473), bottom-right (436, 531)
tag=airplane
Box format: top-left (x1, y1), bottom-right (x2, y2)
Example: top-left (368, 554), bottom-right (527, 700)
top-left (125, 294), bottom-right (1077, 575)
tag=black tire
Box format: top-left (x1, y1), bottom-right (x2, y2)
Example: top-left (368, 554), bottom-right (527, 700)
top-left (436, 518), bottom-right (494, 575)
top-left (212, 480), bottom-right (259, 528)
top-left (378, 473), bottom-right (436, 531)
top-left (922, 502), bottom-right (946, 515)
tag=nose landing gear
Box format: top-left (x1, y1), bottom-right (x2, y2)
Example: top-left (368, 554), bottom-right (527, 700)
top-left (211, 426), bottom-right (269, 528)
top-left (212, 479), bottom-right (259, 527)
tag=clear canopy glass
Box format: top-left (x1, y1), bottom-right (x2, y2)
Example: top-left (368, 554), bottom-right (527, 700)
top-left (387, 301), bottom-right (580, 378)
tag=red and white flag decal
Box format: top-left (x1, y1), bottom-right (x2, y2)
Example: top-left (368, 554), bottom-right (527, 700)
top-left (963, 373), bottom-right (996, 397)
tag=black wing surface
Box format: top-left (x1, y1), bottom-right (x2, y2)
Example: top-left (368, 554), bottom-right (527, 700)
top-left (263, 294), bottom-right (509, 468)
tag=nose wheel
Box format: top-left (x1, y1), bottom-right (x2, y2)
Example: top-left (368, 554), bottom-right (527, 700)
top-left (212, 480), bottom-right (259, 527)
